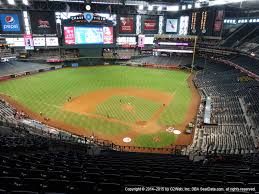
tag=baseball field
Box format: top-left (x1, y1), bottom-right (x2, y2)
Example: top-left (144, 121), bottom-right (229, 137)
top-left (0, 66), bottom-right (200, 148)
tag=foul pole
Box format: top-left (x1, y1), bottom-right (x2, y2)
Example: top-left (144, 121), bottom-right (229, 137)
top-left (191, 36), bottom-right (197, 73)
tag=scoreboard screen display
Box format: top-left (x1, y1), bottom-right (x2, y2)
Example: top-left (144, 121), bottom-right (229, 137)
top-left (64, 26), bottom-right (113, 45)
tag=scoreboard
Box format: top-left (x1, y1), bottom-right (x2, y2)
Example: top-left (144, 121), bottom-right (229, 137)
top-left (64, 26), bottom-right (113, 45)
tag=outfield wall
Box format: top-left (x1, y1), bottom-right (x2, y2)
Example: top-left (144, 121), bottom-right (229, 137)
top-left (0, 59), bottom-right (189, 81)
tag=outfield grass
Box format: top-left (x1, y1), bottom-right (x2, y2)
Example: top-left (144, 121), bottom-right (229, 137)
top-left (95, 96), bottom-right (161, 123)
top-left (0, 66), bottom-right (191, 147)
top-left (158, 79), bottom-right (191, 126)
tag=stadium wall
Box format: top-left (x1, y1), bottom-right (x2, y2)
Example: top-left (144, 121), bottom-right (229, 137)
top-left (78, 48), bottom-right (104, 66)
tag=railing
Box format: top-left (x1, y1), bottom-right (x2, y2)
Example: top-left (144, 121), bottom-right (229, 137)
top-left (189, 147), bottom-right (258, 157)
top-left (214, 58), bottom-right (259, 81)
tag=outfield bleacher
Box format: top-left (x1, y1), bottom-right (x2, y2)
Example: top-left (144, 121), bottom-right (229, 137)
top-left (0, 61), bottom-right (53, 77)
top-left (131, 55), bottom-right (192, 66)
top-left (230, 55), bottom-right (259, 76)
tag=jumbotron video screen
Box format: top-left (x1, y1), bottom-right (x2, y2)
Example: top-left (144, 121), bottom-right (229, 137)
top-left (64, 26), bottom-right (113, 45)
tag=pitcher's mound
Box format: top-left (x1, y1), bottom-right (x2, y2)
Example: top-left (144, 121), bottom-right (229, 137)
top-left (122, 104), bottom-right (134, 112)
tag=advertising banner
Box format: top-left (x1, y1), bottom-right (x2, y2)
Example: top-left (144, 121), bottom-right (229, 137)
top-left (64, 26), bottom-right (75, 45)
top-left (23, 34), bottom-right (34, 50)
top-left (72, 63), bottom-right (79, 68)
top-left (33, 37), bottom-right (45, 47)
top-left (103, 27), bottom-right (113, 44)
top-left (119, 17), bottom-right (134, 33)
top-left (214, 21), bottom-right (223, 32)
top-left (214, 10), bottom-right (224, 32)
top-left (142, 16), bottom-right (159, 34)
top-left (30, 11), bottom-right (57, 35)
top-left (144, 19), bottom-right (157, 31)
top-left (166, 19), bottom-right (178, 33)
top-left (46, 37), bottom-right (59, 46)
top-left (116, 37), bottom-right (136, 46)
top-left (216, 10), bottom-right (224, 21)
top-left (144, 37), bottom-right (154, 45)
top-left (0, 13), bottom-right (21, 32)
top-left (138, 34), bottom-right (145, 48)
top-left (6, 37), bottom-right (25, 47)
top-left (179, 16), bottom-right (189, 35)
top-left (33, 37), bottom-right (59, 47)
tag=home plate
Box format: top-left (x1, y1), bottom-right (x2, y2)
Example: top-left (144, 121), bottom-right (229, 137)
top-left (123, 137), bottom-right (132, 143)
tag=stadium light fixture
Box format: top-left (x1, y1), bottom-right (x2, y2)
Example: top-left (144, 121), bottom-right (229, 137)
top-left (91, 0), bottom-right (122, 5)
top-left (148, 5), bottom-right (153, 11)
top-left (23, 0), bottom-right (29, 5)
top-left (138, 4), bottom-right (144, 10)
top-left (48, 0), bottom-right (83, 2)
top-left (85, 4), bottom-right (91, 11)
top-left (182, 5), bottom-right (186, 10)
top-left (153, 49), bottom-right (193, 53)
top-left (157, 5), bottom-right (162, 11)
top-left (187, 4), bottom-right (192, 9)
top-left (158, 42), bottom-right (189, 46)
top-left (208, 0), bottom-right (253, 6)
top-left (210, 0), bottom-right (228, 5)
top-left (56, 18), bottom-right (61, 24)
top-left (167, 5), bottom-right (179, 12)
top-left (195, 2), bottom-right (201, 8)
top-left (8, 0), bottom-right (15, 5)
top-left (23, 11), bottom-right (28, 17)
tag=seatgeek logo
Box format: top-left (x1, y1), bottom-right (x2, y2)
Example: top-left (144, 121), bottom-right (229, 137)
top-left (0, 14), bottom-right (20, 32)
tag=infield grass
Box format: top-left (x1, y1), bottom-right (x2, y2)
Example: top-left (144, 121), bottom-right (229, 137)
top-left (95, 96), bottom-right (161, 123)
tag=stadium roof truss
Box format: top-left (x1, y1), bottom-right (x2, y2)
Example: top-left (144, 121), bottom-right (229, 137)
top-left (0, 0), bottom-right (259, 13)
